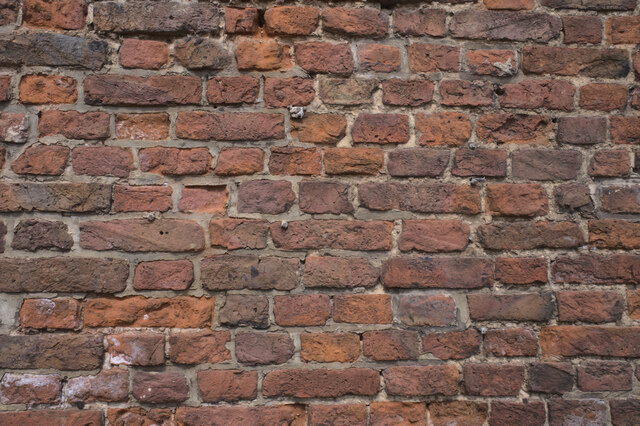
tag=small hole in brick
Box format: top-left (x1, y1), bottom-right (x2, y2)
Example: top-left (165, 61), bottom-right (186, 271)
top-left (257, 9), bottom-right (266, 28)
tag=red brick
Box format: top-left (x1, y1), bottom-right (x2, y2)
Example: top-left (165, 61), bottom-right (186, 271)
top-left (549, 400), bottom-right (608, 426)
top-left (0, 334), bottom-right (103, 370)
top-left (238, 180), bottom-right (294, 214)
top-left (611, 116), bottom-right (640, 145)
top-left (563, 16), bottom-right (602, 44)
top-left (486, 184), bottom-right (548, 217)
top-left (262, 368), bottom-right (379, 398)
top-left (578, 361), bottom-right (632, 391)
top-left (20, 298), bottom-right (80, 330)
top-left (310, 404), bottom-right (366, 426)
top-left (235, 332), bottom-right (293, 365)
top-left (466, 49), bottom-right (517, 76)
top-left (207, 76), bottom-right (260, 105)
top-left (359, 182), bottom-right (482, 214)
top-left (512, 149), bottom-right (582, 180)
top-left (627, 290), bottom-right (640, 319)
top-left (292, 113), bottom-right (347, 144)
top-left (499, 79), bottom-right (575, 111)
top-left (479, 221), bottom-right (584, 250)
top-left (557, 116), bottom-right (606, 145)
top-left (0, 411), bottom-right (103, 426)
top-left (274, 294), bottom-right (331, 326)
top-left (295, 42), bottom-right (354, 74)
top-left (174, 37), bottom-right (230, 70)
top-left (388, 148), bottom-right (448, 177)
top-left (352, 113), bottom-right (409, 144)
top-left (334, 294), bottom-right (392, 324)
top-left (370, 402), bottom-right (427, 426)
top-left (468, 293), bottom-right (554, 321)
top-left (319, 78), bottom-right (376, 106)
top-left (496, 257), bottom-right (547, 285)
top-left (23, 0), bottom-right (86, 30)
top-left (453, 148), bottom-right (508, 177)
top-left (85, 296), bottom-right (213, 328)
top-left (383, 365), bottom-right (460, 396)
top-left (408, 44), bottom-right (460, 72)
top-left (382, 79), bottom-right (434, 106)
top-left (303, 256), bottom-right (377, 288)
top-left (236, 37), bottom-right (292, 71)
top-left (11, 144), bottom-right (69, 175)
top-left (358, 44), bottom-right (401, 72)
top-left (176, 406), bottom-right (305, 426)
top-left (440, 80), bottom-right (494, 107)
top-left (80, 219), bottom-right (205, 252)
top-left (384, 257), bottom-right (492, 289)
top-left (301, 333), bottom-right (360, 363)
top-left (553, 254), bottom-right (640, 285)
top-left (0, 374), bottom-right (62, 405)
top-left (214, 147), bottom-right (264, 175)
top-left (601, 186), bottom-right (640, 213)
top-left (476, 113), bottom-right (550, 145)
top-left (177, 111), bottom-right (284, 141)
top-left (490, 401), bottom-right (546, 426)
top-left (393, 9), bottom-right (446, 36)
top-left (225, 7), bottom-right (258, 34)
top-left (0, 76), bottom-right (10, 102)
top-left (265, 6), bottom-right (319, 35)
top-left (20, 74), bottom-right (77, 104)
top-left (39, 110), bottom-right (110, 140)
top-left (107, 333), bottom-right (164, 366)
top-left (430, 401), bottom-right (488, 426)
top-left (611, 400), bottom-right (640, 426)
top-left (523, 45), bottom-right (629, 78)
top-left (133, 372), bottom-right (189, 403)
top-left (178, 185), bottom-right (228, 213)
top-left (589, 150), bottom-right (630, 177)
top-left (264, 77), bottom-right (315, 107)
top-left (579, 83), bottom-right (627, 111)
top-left (299, 181), bottom-right (353, 214)
top-left (417, 112), bottom-right (472, 146)
top-left (324, 147), bottom-right (383, 175)
top-left (116, 113), bottom-right (169, 140)
top-left (589, 219), bottom-right (640, 250)
top-left (484, 0), bottom-right (534, 9)
top-left (397, 294), bottom-right (457, 327)
top-left (484, 328), bottom-right (538, 357)
top-left (140, 147), bottom-right (210, 175)
top-left (72, 146), bottom-right (133, 177)
top-left (197, 370), bottom-right (257, 402)
top-left (606, 16), bottom-right (640, 44)
top-left (209, 218), bottom-right (268, 250)
top-left (85, 75), bottom-right (201, 106)
top-left (464, 364), bottom-right (524, 396)
top-left (451, 10), bottom-right (561, 42)
top-left (119, 39), bottom-right (169, 69)
top-left (422, 329), bottom-right (482, 360)
top-left (113, 185), bottom-right (172, 213)
top-left (399, 219), bottom-right (469, 252)
top-left (12, 219), bottom-right (72, 252)
top-left (133, 260), bottom-right (194, 291)
top-left (541, 326), bottom-right (640, 357)
top-left (364, 330), bottom-right (419, 361)
top-left (201, 255), bottom-right (299, 291)
top-left (558, 290), bottom-right (624, 323)
top-left (271, 220), bottom-right (393, 251)
top-left (322, 7), bottom-right (388, 38)
top-left (269, 147), bottom-right (322, 175)
top-left (169, 331), bottom-right (230, 364)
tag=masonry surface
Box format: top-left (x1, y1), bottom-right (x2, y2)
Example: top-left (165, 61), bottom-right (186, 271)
top-left (0, 0), bottom-right (640, 424)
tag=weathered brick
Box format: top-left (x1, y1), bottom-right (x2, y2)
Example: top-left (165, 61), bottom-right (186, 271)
top-left (133, 372), bottom-right (189, 403)
top-left (169, 331), bottom-right (230, 364)
top-left (214, 148), bottom-right (263, 175)
top-left (269, 147), bottom-right (322, 175)
top-left (0, 374), bottom-right (62, 405)
top-left (322, 7), bottom-right (388, 38)
top-left (299, 181), bottom-right (353, 214)
top-left (271, 220), bottom-right (393, 251)
top-left (112, 185), bottom-right (172, 213)
top-left (201, 255), bottom-right (299, 291)
top-left (116, 113), bottom-right (169, 140)
top-left (264, 77), bottom-right (315, 107)
top-left (295, 42), bottom-right (353, 74)
top-left (541, 326), bottom-right (640, 357)
top-left (589, 150), bottom-right (630, 177)
top-left (175, 406), bottom-right (305, 426)
top-left (397, 294), bottom-right (457, 326)
top-left (0, 257), bottom-right (127, 293)
top-left (0, 334), bottom-right (103, 370)
top-left (464, 364), bottom-right (524, 396)
top-left (310, 404), bottom-right (366, 426)
top-left (383, 365), bottom-right (459, 396)
top-left (133, 260), bottom-right (193, 291)
top-left (20, 298), bottom-right (80, 329)
top-left (39, 110), bottom-right (110, 140)
top-left (611, 399), bottom-right (640, 426)
top-left (303, 256), bottom-right (377, 288)
top-left (490, 401), bottom-right (545, 426)
top-left (440, 80), bottom-right (494, 107)
top-left (265, 6), bottom-right (319, 35)
top-left (219, 295), bottom-right (269, 329)
top-left (422, 329), bottom-right (481, 360)
top-left (468, 293), bottom-right (554, 321)
top-left (555, 184), bottom-right (594, 213)
top-left (430, 401), bottom-right (488, 426)
top-left (553, 254), bottom-right (640, 285)
top-left (393, 9), bottom-right (446, 36)
top-left (263, 368), bottom-right (379, 398)
top-left (417, 112), bottom-right (472, 146)
top-left (528, 362), bottom-right (574, 394)
top-left (73, 146), bottom-right (133, 177)
top-left (486, 184), bottom-right (548, 216)
top-left (210, 218), bottom-right (269, 250)
top-left (451, 11), bottom-right (561, 41)
top-left (66, 369), bottom-right (129, 403)
top-left (523, 46), bottom-right (630, 78)
top-left (382, 79), bottom-right (434, 106)
top-left (177, 111), bottom-right (284, 141)
top-left (384, 257), bottom-right (493, 289)
top-left (478, 221), bottom-right (584, 250)
top-left (601, 186), bottom-right (640, 213)
top-left (323, 148), bottom-right (383, 174)
top-left (335, 294), bottom-right (392, 324)
top-left (319, 78), bottom-right (376, 106)
top-left (452, 149), bottom-right (508, 177)
top-left (578, 361), bottom-right (632, 391)
top-left (85, 75), bottom-right (201, 106)
top-left (484, 328), bottom-right (538, 357)
top-left (273, 294), bottom-right (331, 326)
top-left (80, 219), bottom-right (205, 252)
top-left (352, 113), bottom-right (409, 144)
top-left (611, 116), bottom-right (640, 145)
top-left (512, 149), bottom-right (582, 180)
top-left (484, 0), bottom-right (534, 9)
top-left (466, 49), bottom-right (517, 76)
top-left (558, 290), bottom-right (624, 323)
top-left (198, 370), bottom-right (257, 402)
top-left (557, 116), bottom-right (607, 145)
top-left (178, 185), bottom-right (228, 213)
top-left (579, 83), bottom-right (627, 111)
top-left (477, 114), bottom-right (550, 145)
top-left (606, 16), bottom-right (640, 44)
top-left (174, 37), bottom-right (231, 70)
top-left (107, 332), bottom-right (165, 366)
top-left (0, 75), bottom-right (9, 101)
top-left (496, 257), bottom-right (547, 285)
top-left (292, 113), bottom-right (347, 143)
top-left (94, 1), bottom-right (219, 34)
top-left (225, 7), bottom-right (258, 34)
top-left (120, 39), bottom-right (169, 69)
top-left (358, 44), bottom-right (401, 72)
top-left (238, 180), bottom-right (295, 214)
top-left (85, 296), bottom-right (213, 328)
top-left (235, 332), bottom-right (293, 365)
top-left (12, 144), bottom-right (69, 176)
top-left (399, 219), bottom-right (469, 252)
top-left (499, 79), bottom-right (575, 111)
top-left (0, 0), bottom-right (18, 26)
top-left (140, 147), bottom-right (210, 175)
top-left (236, 37), bottom-right (291, 71)
top-left (541, 0), bottom-right (636, 9)
top-left (19, 74), bottom-right (77, 104)
top-left (563, 16), bottom-right (602, 44)
top-left (301, 333), bottom-right (360, 363)
top-left (408, 44), bottom-right (460, 73)
top-left (548, 400), bottom-right (607, 426)
top-left (0, 113), bottom-right (29, 143)
top-left (207, 76), bottom-right (260, 105)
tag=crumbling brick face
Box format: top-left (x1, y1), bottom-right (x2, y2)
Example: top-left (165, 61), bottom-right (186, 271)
top-left (0, 0), bottom-right (639, 424)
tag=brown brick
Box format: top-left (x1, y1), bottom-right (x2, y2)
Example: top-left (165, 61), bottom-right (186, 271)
top-left (323, 148), bottom-right (383, 175)
top-left (563, 16), bottom-right (602, 44)
top-left (528, 362), bottom-right (573, 394)
top-left (549, 400), bottom-right (608, 426)
top-left (174, 37), bottom-right (231, 70)
top-left (496, 257), bottom-right (547, 285)
top-left (451, 10), bottom-right (561, 41)
top-left (484, 0), bottom-right (534, 9)
top-left (352, 113), bottom-right (409, 144)
top-left (177, 111), bottom-right (284, 141)
top-left (20, 298), bottom-right (80, 330)
top-left (319, 78), bottom-right (376, 106)
top-left (292, 113), bottom-right (347, 144)
top-left (466, 49), bottom-right (517, 76)
top-left (133, 372), bottom-right (189, 404)
top-left (198, 370), bottom-right (257, 402)
top-left (553, 254), bottom-right (640, 285)
top-left (201, 255), bottom-right (299, 291)
top-left (487, 184), bottom-right (548, 216)
top-left (334, 294), bottom-right (392, 324)
top-left (13, 219), bottom-right (73, 252)
top-left (611, 400), bottom-right (640, 426)
top-left (214, 147), bottom-right (264, 175)
top-left (236, 37), bottom-right (291, 71)
top-left (301, 333), bottom-right (360, 363)
top-left (382, 79), bottom-right (434, 106)
top-left (468, 293), bottom-right (554, 321)
top-left (12, 144), bottom-right (69, 176)
top-left (512, 149), bottom-right (582, 180)
top-left (606, 16), bottom-right (640, 44)
top-left (310, 404), bottom-right (366, 426)
top-left (235, 332), bottom-right (294, 365)
top-left (541, 326), bottom-right (640, 357)
top-left (523, 45), bottom-right (629, 78)
top-left (393, 9), bottom-right (446, 36)
top-left (20, 74), bottom-right (77, 104)
top-left (589, 150), bottom-right (630, 177)
top-left (478, 221), bottom-right (584, 250)
top-left (430, 401), bottom-right (488, 426)
top-left (364, 330), bottom-right (420, 360)
top-left (72, 146), bottom-right (133, 177)
top-left (417, 112), bottom-right (472, 146)
top-left (490, 402), bottom-right (546, 426)
top-left (107, 332), bottom-right (165, 366)
top-left (303, 256), bottom-right (377, 288)
top-left (383, 365), bottom-right (459, 396)
top-left (85, 75), bottom-right (201, 106)
top-left (116, 113), bottom-right (169, 140)
top-left (577, 361), bottom-right (632, 391)
top-left (399, 219), bottom-right (469, 252)
top-left (265, 6), bottom-right (319, 35)
top-left (384, 257), bottom-right (492, 289)
top-left (611, 116), bottom-right (640, 145)
top-left (39, 110), bottom-right (110, 140)
top-left (263, 368), bottom-right (379, 398)
top-left (397, 294), bottom-right (457, 327)
top-left (169, 331), bottom-right (230, 364)
top-left (422, 329), bottom-right (482, 360)
top-left (440, 80), bottom-right (494, 107)
top-left (178, 185), bottom-right (228, 213)
top-left (388, 148), bottom-right (448, 177)
top-left (175, 406), bottom-right (305, 426)
top-left (238, 180), bottom-right (295, 214)
top-left (476, 113), bottom-right (550, 145)
top-left (0, 411), bottom-right (103, 426)
top-left (408, 44), bottom-right (460, 73)
top-left (499, 79), bottom-right (575, 111)
top-left (484, 328), bottom-right (538, 356)
top-left (299, 181), bottom-right (353, 214)
top-left (133, 260), bottom-right (193, 291)
top-left (322, 7), bottom-right (388, 38)
top-left (579, 83), bottom-right (627, 111)
top-left (269, 147), bottom-right (322, 175)
top-left (264, 77), bottom-right (315, 107)
top-left (120, 39), bottom-right (169, 69)
top-left (24, 0), bottom-right (86, 30)
top-left (219, 295), bottom-right (269, 329)
top-left (113, 185), bottom-right (172, 213)
top-left (464, 364), bottom-right (524, 396)
top-left (210, 218), bottom-right (269, 250)
top-left (85, 296), bottom-right (213, 328)
top-left (0, 374), bottom-right (62, 405)
top-left (0, 334), bottom-right (103, 370)
top-left (225, 7), bottom-right (258, 34)
top-left (358, 44), bottom-right (401, 72)
top-left (295, 42), bottom-right (353, 74)
top-left (207, 76), bottom-right (260, 105)
top-left (601, 186), bottom-right (640, 213)
top-left (274, 294), bottom-right (331, 326)
top-left (557, 116), bottom-right (607, 145)
top-left (139, 147), bottom-right (210, 175)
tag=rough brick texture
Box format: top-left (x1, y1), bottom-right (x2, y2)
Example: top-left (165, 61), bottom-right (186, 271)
top-left (1, 0), bottom-right (639, 422)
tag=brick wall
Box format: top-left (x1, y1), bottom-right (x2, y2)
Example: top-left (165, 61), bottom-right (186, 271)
top-left (0, 0), bottom-right (640, 424)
